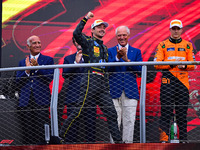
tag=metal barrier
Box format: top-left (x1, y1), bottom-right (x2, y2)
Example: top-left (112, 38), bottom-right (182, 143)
top-left (0, 61), bottom-right (200, 145)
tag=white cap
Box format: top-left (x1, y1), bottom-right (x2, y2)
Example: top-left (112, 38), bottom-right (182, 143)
top-left (91, 19), bottom-right (109, 29)
top-left (170, 19), bottom-right (183, 28)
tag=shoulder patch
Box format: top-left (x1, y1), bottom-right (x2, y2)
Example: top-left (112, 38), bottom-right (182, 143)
top-left (187, 44), bottom-right (190, 49)
top-left (161, 41), bottom-right (165, 48)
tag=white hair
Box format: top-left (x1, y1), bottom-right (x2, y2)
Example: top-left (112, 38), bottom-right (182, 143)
top-left (115, 26), bottom-right (130, 35)
top-left (27, 37), bottom-right (31, 46)
top-left (27, 35), bottom-right (39, 46)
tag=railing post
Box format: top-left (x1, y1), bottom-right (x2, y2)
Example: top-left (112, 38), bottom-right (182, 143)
top-left (140, 65), bottom-right (147, 143)
top-left (50, 68), bottom-right (60, 136)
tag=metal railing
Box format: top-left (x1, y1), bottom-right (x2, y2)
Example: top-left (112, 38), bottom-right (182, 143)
top-left (0, 61), bottom-right (199, 145)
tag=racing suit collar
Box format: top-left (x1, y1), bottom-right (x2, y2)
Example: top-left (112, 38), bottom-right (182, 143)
top-left (92, 37), bottom-right (103, 45)
top-left (169, 37), bottom-right (182, 44)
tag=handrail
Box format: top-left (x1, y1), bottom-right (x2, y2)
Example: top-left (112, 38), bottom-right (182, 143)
top-left (0, 61), bottom-right (199, 72)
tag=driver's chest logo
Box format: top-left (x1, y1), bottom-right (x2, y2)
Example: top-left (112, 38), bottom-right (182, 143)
top-left (94, 46), bottom-right (100, 57)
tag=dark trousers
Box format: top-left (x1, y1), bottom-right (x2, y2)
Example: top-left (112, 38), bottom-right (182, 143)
top-left (60, 74), bottom-right (122, 143)
top-left (18, 90), bottom-right (49, 145)
top-left (160, 75), bottom-right (189, 140)
top-left (60, 103), bottom-right (92, 143)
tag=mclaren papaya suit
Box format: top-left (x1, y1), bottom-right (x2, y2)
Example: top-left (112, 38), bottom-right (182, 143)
top-left (154, 37), bottom-right (195, 141)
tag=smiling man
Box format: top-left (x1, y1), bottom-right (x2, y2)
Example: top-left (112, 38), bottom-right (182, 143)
top-left (61, 11), bottom-right (122, 143)
top-left (154, 19), bottom-right (195, 143)
top-left (108, 26), bottom-right (142, 143)
top-left (16, 35), bottom-right (54, 145)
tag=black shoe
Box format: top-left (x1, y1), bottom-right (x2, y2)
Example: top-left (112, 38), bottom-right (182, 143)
top-left (49, 136), bottom-right (64, 144)
top-left (115, 141), bottom-right (124, 144)
top-left (180, 140), bottom-right (189, 144)
top-left (161, 141), bottom-right (170, 143)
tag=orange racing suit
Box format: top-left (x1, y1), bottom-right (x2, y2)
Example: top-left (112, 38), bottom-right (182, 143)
top-left (154, 37), bottom-right (195, 142)
top-left (154, 37), bottom-right (195, 89)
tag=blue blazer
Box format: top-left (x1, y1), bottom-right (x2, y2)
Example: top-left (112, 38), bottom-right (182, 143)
top-left (63, 53), bottom-right (83, 104)
top-left (108, 45), bottom-right (142, 100)
top-left (16, 54), bottom-right (54, 107)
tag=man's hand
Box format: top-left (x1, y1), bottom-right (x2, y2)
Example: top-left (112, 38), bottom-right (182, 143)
top-left (116, 46), bottom-right (130, 62)
top-left (25, 57), bottom-right (31, 74)
top-left (178, 65), bottom-right (186, 69)
top-left (75, 50), bottom-right (83, 63)
top-left (116, 46), bottom-right (123, 59)
top-left (176, 58), bottom-right (186, 69)
top-left (25, 57), bottom-right (31, 67)
top-left (122, 54), bottom-right (130, 62)
top-left (120, 47), bottom-right (130, 62)
top-left (85, 11), bottom-right (94, 19)
top-left (30, 58), bottom-right (38, 66)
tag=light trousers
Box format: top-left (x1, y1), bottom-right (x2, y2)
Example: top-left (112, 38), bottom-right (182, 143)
top-left (112, 91), bottom-right (138, 143)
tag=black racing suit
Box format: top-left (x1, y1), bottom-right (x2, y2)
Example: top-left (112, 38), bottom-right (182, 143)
top-left (60, 17), bottom-right (122, 143)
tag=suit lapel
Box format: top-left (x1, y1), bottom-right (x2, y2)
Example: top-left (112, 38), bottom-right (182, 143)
top-left (37, 54), bottom-right (43, 65)
top-left (127, 45), bottom-right (133, 60)
top-left (72, 53), bottom-right (76, 63)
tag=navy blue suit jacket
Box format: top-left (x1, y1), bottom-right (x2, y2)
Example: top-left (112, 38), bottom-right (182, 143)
top-left (108, 45), bottom-right (142, 100)
top-left (63, 53), bottom-right (83, 104)
top-left (16, 54), bottom-right (54, 107)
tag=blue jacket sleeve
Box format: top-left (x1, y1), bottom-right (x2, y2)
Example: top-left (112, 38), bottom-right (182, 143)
top-left (108, 47), bottom-right (117, 62)
top-left (62, 54), bottom-right (81, 79)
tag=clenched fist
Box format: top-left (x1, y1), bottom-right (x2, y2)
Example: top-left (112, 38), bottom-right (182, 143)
top-left (85, 11), bottom-right (94, 19)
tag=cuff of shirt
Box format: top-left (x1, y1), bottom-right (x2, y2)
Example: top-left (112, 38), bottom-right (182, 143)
top-left (115, 55), bottom-right (120, 61)
top-left (25, 71), bottom-right (30, 77)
